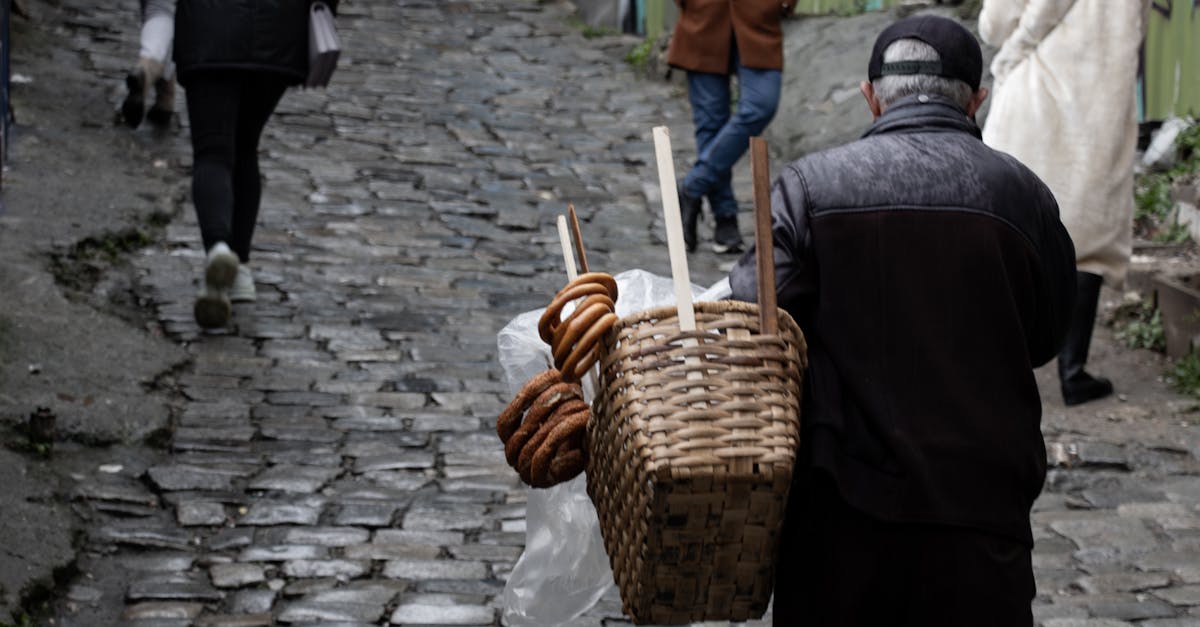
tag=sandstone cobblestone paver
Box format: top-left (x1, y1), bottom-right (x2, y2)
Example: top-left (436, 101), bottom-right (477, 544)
top-left (50, 0), bottom-right (1200, 625)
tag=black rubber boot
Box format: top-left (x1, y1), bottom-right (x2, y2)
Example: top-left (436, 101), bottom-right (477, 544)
top-left (1058, 271), bottom-right (1114, 406)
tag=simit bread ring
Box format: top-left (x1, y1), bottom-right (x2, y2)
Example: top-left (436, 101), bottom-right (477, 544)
top-left (547, 447), bottom-right (585, 485)
top-left (538, 273), bottom-right (619, 344)
top-left (504, 381), bottom-right (582, 467)
top-left (551, 299), bottom-right (615, 365)
top-left (558, 311), bottom-right (619, 380)
top-left (497, 369), bottom-right (562, 443)
top-left (529, 410), bottom-right (590, 488)
top-left (517, 398), bottom-right (588, 482)
top-left (550, 294), bottom-right (614, 351)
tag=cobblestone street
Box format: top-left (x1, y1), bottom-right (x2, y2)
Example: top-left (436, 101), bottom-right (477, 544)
top-left (14, 1), bottom-right (1200, 626)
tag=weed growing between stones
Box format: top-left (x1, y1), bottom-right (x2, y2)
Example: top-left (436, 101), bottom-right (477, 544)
top-left (1136, 121), bottom-right (1200, 244)
top-left (625, 38), bottom-right (654, 72)
top-left (567, 16), bottom-right (618, 40)
top-left (1168, 351), bottom-right (1200, 398)
top-left (1112, 298), bottom-right (1166, 352)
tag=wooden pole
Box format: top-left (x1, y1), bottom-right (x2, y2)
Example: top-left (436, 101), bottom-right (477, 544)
top-left (652, 126), bottom-right (696, 333)
top-left (568, 204), bottom-right (589, 274)
top-left (556, 215), bottom-right (578, 282)
top-left (750, 137), bottom-right (778, 335)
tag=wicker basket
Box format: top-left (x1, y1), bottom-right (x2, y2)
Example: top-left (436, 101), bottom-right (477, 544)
top-left (587, 300), bottom-right (807, 624)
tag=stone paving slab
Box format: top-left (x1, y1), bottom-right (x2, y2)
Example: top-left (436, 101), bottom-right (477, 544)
top-left (46, 0), bottom-right (1200, 625)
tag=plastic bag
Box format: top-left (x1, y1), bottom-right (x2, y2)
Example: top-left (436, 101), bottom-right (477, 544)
top-left (499, 269), bottom-right (722, 626)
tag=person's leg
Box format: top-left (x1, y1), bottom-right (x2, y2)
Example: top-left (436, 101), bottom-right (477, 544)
top-left (895, 524), bottom-right (1035, 626)
top-left (142, 0), bottom-right (176, 126)
top-left (704, 61), bottom-right (781, 192)
top-left (227, 76), bottom-right (288, 264)
top-left (124, 0), bottom-right (175, 128)
top-left (186, 73), bottom-right (247, 326)
top-left (773, 471), bottom-right (893, 626)
top-left (1058, 271), bottom-right (1113, 405)
top-left (685, 70), bottom-right (731, 191)
top-left (139, 0), bottom-right (173, 66)
top-left (695, 48), bottom-right (781, 252)
top-left (678, 70), bottom-right (731, 252)
top-left (186, 74), bottom-right (242, 253)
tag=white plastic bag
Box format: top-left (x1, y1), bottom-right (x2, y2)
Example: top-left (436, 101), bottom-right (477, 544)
top-left (499, 269), bottom-right (720, 625)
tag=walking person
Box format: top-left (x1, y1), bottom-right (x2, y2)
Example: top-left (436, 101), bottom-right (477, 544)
top-left (174, 0), bottom-right (338, 328)
top-left (122, 0), bottom-right (176, 128)
top-left (980, 0), bottom-right (1150, 405)
top-left (667, 0), bottom-right (792, 254)
top-left (728, 16), bottom-right (1076, 623)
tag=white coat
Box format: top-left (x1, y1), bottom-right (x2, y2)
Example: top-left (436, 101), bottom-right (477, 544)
top-left (979, 0), bottom-right (1147, 285)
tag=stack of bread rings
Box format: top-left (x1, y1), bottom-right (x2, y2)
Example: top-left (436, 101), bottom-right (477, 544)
top-left (497, 369), bottom-right (589, 488)
top-left (537, 272), bottom-right (619, 383)
top-left (496, 272), bottom-right (619, 489)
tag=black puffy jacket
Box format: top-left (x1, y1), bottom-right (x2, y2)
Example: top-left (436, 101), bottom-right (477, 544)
top-left (729, 94), bottom-right (1077, 546)
top-left (174, 0), bottom-right (338, 87)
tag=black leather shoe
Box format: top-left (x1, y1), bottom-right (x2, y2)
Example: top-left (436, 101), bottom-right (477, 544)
top-left (712, 215), bottom-right (743, 254)
top-left (678, 183), bottom-right (702, 253)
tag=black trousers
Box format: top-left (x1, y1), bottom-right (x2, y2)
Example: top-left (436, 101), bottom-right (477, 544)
top-left (772, 472), bottom-right (1035, 626)
top-left (184, 71), bottom-right (288, 262)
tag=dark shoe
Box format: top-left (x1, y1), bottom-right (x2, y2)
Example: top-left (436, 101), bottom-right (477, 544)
top-left (1058, 271), bottom-right (1113, 406)
top-left (678, 183), bottom-right (702, 253)
top-left (122, 69), bottom-right (146, 129)
top-left (146, 75), bottom-right (175, 127)
top-left (1062, 371), bottom-right (1114, 406)
top-left (712, 215), bottom-right (743, 254)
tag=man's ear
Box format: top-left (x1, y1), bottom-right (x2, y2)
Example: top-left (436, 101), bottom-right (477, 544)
top-left (860, 81), bottom-right (883, 120)
top-left (966, 86), bottom-right (989, 117)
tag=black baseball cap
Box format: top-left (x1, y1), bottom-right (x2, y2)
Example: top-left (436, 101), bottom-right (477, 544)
top-left (867, 15), bottom-right (983, 91)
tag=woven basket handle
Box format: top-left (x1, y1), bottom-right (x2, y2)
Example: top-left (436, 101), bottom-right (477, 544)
top-left (750, 137), bottom-right (778, 336)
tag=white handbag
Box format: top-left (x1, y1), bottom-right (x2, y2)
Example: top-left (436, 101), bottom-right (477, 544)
top-left (306, 1), bottom-right (340, 88)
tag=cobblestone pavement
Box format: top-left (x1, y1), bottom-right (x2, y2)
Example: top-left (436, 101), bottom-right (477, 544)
top-left (48, 1), bottom-right (1200, 626)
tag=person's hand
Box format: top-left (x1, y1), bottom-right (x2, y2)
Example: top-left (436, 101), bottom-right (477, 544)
top-left (990, 27), bottom-right (1036, 85)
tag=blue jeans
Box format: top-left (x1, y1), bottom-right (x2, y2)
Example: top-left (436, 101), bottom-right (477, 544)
top-left (682, 49), bottom-right (782, 219)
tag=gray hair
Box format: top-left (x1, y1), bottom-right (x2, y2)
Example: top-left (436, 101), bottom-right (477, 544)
top-left (871, 38), bottom-right (974, 111)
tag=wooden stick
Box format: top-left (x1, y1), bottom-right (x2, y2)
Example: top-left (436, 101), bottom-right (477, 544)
top-left (750, 137), bottom-right (778, 336)
top-left (556, 215), bottom-right (578, 282)
top-left (567, 205), bottom-right (590, 274)
top-left (652, 126), bottom-right (697, 333)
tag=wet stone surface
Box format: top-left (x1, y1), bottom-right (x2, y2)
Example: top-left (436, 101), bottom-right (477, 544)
top-left (49, 0), bottom-right (1200, 625)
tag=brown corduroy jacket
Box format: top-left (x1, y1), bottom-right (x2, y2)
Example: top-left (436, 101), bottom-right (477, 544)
top-left (667, 0), bottom-right (789, 74)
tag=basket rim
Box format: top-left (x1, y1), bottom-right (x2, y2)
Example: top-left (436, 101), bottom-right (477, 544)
top-left (612, 301), bottom-right (805, 344)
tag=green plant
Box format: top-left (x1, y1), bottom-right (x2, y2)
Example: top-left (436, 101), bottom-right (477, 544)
top-left (568, 17), bottom-right (617, 39)
top-left (1156, 219), bottom-right (1192, 244)
top-left (625, 38), bottom-right (654, 71)
top-left (1169, 351), bottom-right (1200, 398)
top-left (1135, 174), bottom-right (1172, 224)
top-left (1113, 301), bottom-right (1166, 351)
top-left (0, 613), bottom-right (39, 627)
top-left (1133, 120), bottom-right (1200, 241)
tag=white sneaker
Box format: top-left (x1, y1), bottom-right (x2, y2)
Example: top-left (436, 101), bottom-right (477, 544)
top-left (230, 265), bottom-right (257, 303)
top-left (194, 242), bottom-right (237, 328)
top-left (204, 242), bottom-right (238, 290)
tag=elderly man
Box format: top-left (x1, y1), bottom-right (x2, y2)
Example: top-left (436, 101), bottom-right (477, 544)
top-left (728, 15), bottom-right (1076, 624)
